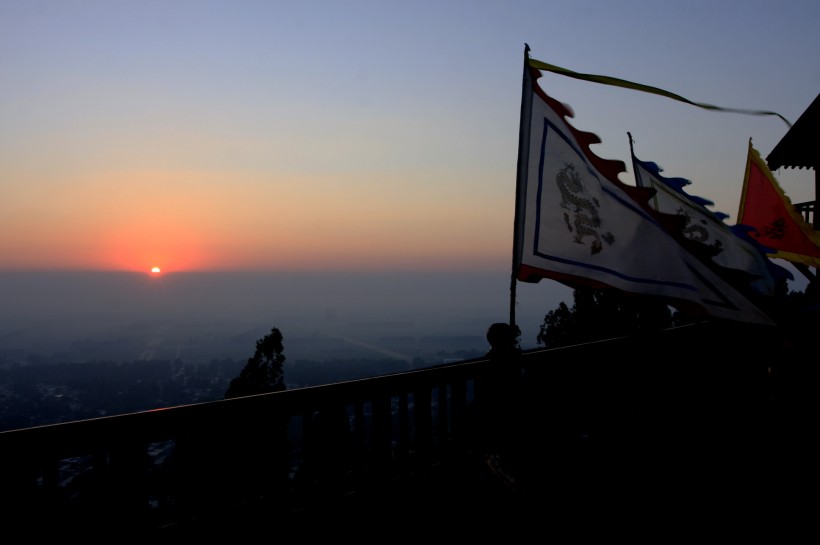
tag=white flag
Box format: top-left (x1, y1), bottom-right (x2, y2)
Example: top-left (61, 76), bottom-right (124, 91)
top-left (512, 62), bottom-right (774, 326)
top-left (631, 151), bottom-right (785, 297)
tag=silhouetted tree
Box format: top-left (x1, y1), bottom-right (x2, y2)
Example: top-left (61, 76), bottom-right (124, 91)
top-left (190, 328), bottom-right (292, 504)
top-left (536, 288), bottom-right (683, 348)
top-left (537, 277), bottom-right (817, 349)
top-left (224, 327), bottom-right (287, 399)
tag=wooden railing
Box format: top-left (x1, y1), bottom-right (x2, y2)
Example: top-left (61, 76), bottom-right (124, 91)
top-left (0, 347), bottom-right (494, 533)
top-left (0, 320), bottom-right (805, 535)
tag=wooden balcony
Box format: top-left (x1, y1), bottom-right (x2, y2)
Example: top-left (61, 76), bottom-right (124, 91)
top-left (1, 321), bottom-right (817, 538)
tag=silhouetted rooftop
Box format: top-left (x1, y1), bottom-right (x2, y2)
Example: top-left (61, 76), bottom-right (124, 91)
top-left (767, 93), bottom-right (820, 171)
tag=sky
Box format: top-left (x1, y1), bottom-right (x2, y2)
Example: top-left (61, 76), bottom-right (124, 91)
top-left (1, 1), bottom-right (817, 278)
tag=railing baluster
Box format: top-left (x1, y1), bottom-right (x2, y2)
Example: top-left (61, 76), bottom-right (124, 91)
top-left (370, 393), bottom-right (392, 469)
top-left (396, 390), bottom-right (410, 460)
top-left (437, 384), bottom-right (449, 445)
top-left (414, 386), bottom-right (432, 455)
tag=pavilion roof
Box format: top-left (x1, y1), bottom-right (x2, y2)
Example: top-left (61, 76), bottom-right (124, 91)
top-left (766, 93), bottom-right (820, 171)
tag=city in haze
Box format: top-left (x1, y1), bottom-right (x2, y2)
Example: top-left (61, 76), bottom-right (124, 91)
top-left (0, 269), bottom-right (571, 431)
top-left (0, 269), bottom-right (574, 366)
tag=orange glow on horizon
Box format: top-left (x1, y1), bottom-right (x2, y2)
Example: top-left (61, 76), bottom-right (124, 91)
top-left (0, 168), bottom-right (511, 272)
top-left (100, 220), bottom-right (208, 273)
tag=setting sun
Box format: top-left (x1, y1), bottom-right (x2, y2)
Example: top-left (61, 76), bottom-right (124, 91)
top-left (151, 267), bottom-right (161, 274)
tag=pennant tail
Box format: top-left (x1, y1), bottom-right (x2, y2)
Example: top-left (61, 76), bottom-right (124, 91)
top-left (528, 57), bottom-right (792, 128)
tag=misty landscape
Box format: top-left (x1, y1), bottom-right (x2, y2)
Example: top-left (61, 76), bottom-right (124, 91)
top-left (0, 270), bottom-right (571, 431)
top-left (0, 270), bottom-right (573, 362)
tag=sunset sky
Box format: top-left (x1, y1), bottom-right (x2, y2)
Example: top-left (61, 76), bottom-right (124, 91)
top-left (1, 0), bottom-right (818, 274)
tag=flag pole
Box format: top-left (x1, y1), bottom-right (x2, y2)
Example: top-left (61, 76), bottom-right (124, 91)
top-left (510, 43), bottom-right (533, 329)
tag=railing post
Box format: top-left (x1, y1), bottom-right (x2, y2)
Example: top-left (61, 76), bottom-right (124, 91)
top-left (414, 386), bottom-right (433, 455)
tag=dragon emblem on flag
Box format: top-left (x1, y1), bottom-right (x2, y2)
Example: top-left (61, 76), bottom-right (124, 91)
top-left (676, 208), bottom-right (724, 257)
top-left (556, 163), bottom-right (614, 254)
top-left (759, 217), bottom-right (787, 240)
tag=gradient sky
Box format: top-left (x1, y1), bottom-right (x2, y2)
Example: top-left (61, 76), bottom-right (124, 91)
top-left (1, 0), bottom-right (818, 274)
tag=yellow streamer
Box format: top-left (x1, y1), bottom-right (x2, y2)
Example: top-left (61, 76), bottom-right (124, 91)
top-left (528, 57), bottom-right (792, 128)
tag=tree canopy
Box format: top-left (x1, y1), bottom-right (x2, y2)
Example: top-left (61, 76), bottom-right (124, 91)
top-left (536, 289), bottom-right (688, 348)
top-left (224, 328), bottom-right (287, 399)
top-left (536, 279), bottom-right (817, 349)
